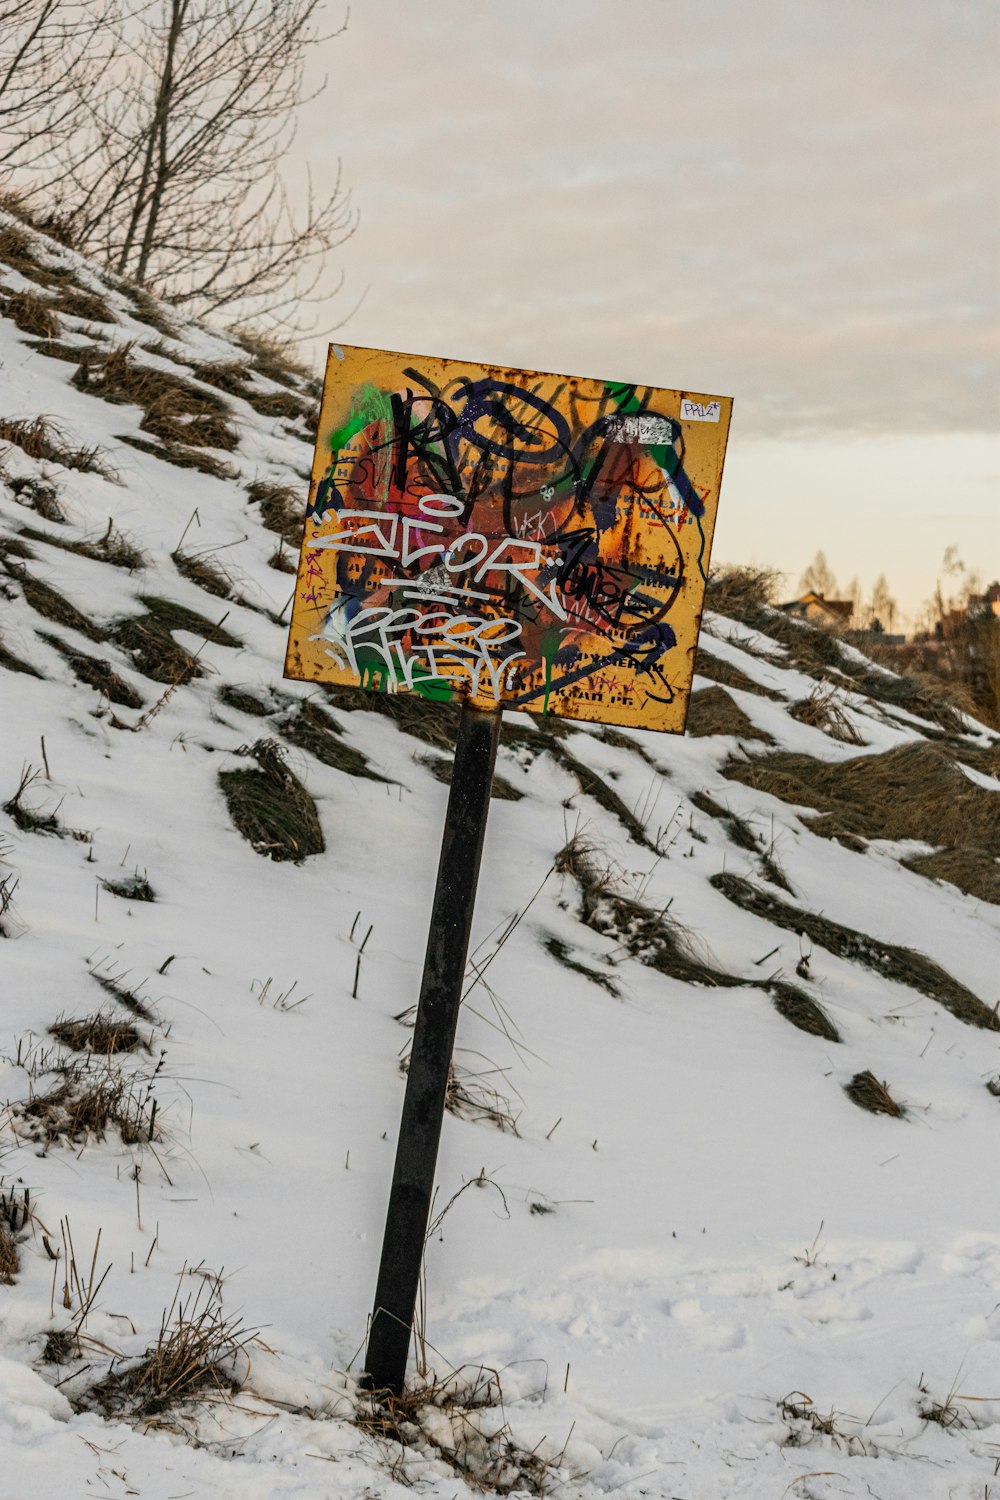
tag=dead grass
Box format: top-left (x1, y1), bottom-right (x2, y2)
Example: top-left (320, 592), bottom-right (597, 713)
top-left (543, 934), bottom-right (620, 995)
top-left (218, 684), bottom-right (273, 717)
top-left (49, 1014), bottom-right (145, 1054)
top-left (694, 646), bottom-right (785, 700)
top-left (116, 433), bottom-right (239, 479)
top-left (24, 336), bottom-right (108, 365)
top-left (38, 633), bottom-right (143, 707)
top-left (171, 548), bottom-right (234, 599)
top-left (323, 681), bottom-right (460, 747)
top-left (12, 570), bottom-right (107, 640)
top-left (230, 326), bottom-right (313, 388)
top-left (279, 700), bottom-right (390, 782)
top-left (0, 636), bottom-right (43, 678)
top-left (788, 679), bottom-right (866, 744)
top-left (766, 981), bottom-right (840, 1041)
top-left (901, 847), bottom-right (1000, 907)
top-left (127, 290), bottom-right (182, 340)
top-left (79, 1268), bottom-right (251, 1424)
top-left (557, 835), bottom-right (740, 988)
top-left (710, 870), bottom-right (1000, 1029)
top-left (72, 343), bottom-right (238, 450)
top-left (3, 764), bottom-right (64, 836)
top-left (86, 960), bottom-right (157, 1023)
top-left (355, 1366), bottom-right (558, 1495)
top-left (219, 739), bottom-right (324, 862)
top-left (685, 685), bottom-right (775, 742)
top-left (844, 1070), bottom-right (905, 1118)
top-left (722, 741), bottom-right (1000, 860)
top-left (0, 1181), bottom-right (35, 1284)
top-left (0, 415), bottom-right (116, 478)
top-left (13, 1054), bottom-right (161, 1147)
top-left (690, 788), bottom-right (795, 893)
top-left (20, 519), bottom-right (146, 571)
top-left (5, 473), bottom-right (66, 522)
top-left (187, 359), bottom-right (254, 396)
top-left (0, 287), bottom-right (61, 338)
top-left (246, 478), bottom-right (304, 547)
top-left (139, 596), bottom-right (240, 647)
top-left (418, 750), bottom-right (522, 801)
top-left (54, 284), bottom-right (118, 325)
top-left (704, 563), bottom-right (783, 622)
top-left (101, 872), bottom-right (155, 902)
top-left (112, 616), bottom-right (202, 685)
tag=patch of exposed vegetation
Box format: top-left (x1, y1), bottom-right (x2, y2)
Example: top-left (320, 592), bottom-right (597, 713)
top-left (788, 679), bottom-right (866, 744)
top-left (0, 286), bottom-right (61, 338)
top-left (418, 751), bottom-right (522, 800)
top-left (171, 548), bottom-right (233, 599)
top-left (116, 433), bottom-right (239, 479)
top-left (101, 872), bottom-right (155, 902)
top-left (765, 981), bottom-right (840, 1041)
top-left (721, 742), bottom-right (1000, 875)
top-left (685, 685), bottom-right (775, 742)
top-left (13, 1055), bottom-right (161, 1147)
top-left (845, 1070), bottom-right (905, 1118)
top-left (219, 739), bottom-right (324, 862)
top-left (73, 342), bottom-right (238, 451)
top-left (49, 1014), bottom-right (145, 1054)
top-left (246, 478), bottom-right (304, 547)
top-left (543, 934), bottom-right (621, 995)
top-left (709, 870), bottom-right (999, 1030)
top-left (20, 519), bottom-right (146, 571)
top-left (900, 847), bottom-right (1000, 908)
top-left (112, 616), bottom-right (202, 685)
top-left (694, 645), bottom-right (785, 700)
top-left (0, 415), bottom-right (115, 478)
top-left (138, 596), bottom-right (240, 647)
top-left (0, 635), bottom-right (42, 678)
top-left (12, 569), bottom-right (107, 640)
top-left (4, 473), bottom-right (66, 522)
top-left (38, 633), bottom-right (143, 707)
top-left (279, 700), bottom-right (390, 782)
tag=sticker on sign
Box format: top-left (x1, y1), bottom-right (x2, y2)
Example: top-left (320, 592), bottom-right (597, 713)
top-left (680, 398), bottom-right (721, 423)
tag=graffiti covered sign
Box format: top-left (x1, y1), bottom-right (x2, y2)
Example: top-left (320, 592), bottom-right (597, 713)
top-left (284, 346), bottom-right (732, 733)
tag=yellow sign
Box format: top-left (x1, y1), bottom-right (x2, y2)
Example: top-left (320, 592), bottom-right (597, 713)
top-left (284, 346), bottom-right (732, 732)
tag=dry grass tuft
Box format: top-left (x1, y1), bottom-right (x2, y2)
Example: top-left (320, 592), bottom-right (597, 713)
top-left (705, 563), bottom-right (783, 622)
top-left (54, 285), bottom-right (118, 325)
top-left (690, 789), bottom-right (795, 893)
top-left (20, 519), bottom-right (146, 570)
top-left (844, 1069), bottom-right (905, 1118)
top-left (73, 343), bottom-right (237, 450)
top-left (139, 595), bottom-right (240, 647)
top-left (230, 326), bottom-right (314, 388)
top-left (112, 617), bottom-right (201, 685)
top-left (101, 872), bottom-right (155, 903)
top-left (3, 764), bottom-right (64, 836)
top-left (13, 569), bottom-right (107, 640)
top-left (49, 1014), bottom-right (145, 1054)
top-left (217, 684), bottom-right (273, 717)
top-left (0, 415), bottom-right (115, 478)
top-left (355, 1366), bottom-right (558, 1494)
top-left (557, 835), bottom-right (740, 988)
top-left (14, 1053), bottom-right (162, 1146)
top-left (187, 359), bottom-right (254, 396)
top-left (710, 870), bottom-right (999, 1029)
top-left (86, 960), bottom-right (157, 1023)
top-left (246, 478), bottom-right (304, 547)
top-left (1, 287), bottom-right (61, 339)
top-left (126, 290), bottom-right (182, 340)
top-left (685, 685), bottom-right (775, 742)
top-left (788, 679), bottom-right (866, 744)
top-left (5, 473), bottom-right (66, 522)
top-left (219, 739), bottom-right (324, 862)
top-left (418, 750), bottom-right (521, 801)
top-left (279, 699), bottom-right (390, 782)
top-left (323, 681), bottom-right (460, 748)
top-left (543, 934), bottom-right (620, 995)
top-left (722, 740), bottom-right (1000, 860)
top-left (901, 846), bottom-right (1000, 907)
top-left (0, 635), bottom-right (43, 678)
top-left (766, 981), bottom-right (840, 1041)
top-left (25, 336), bottom-right (109, 365)
top-left (171, 548), bottom-right (233, 599)
top-left (80, 1269), bottom-right (252, 1423)
top-left (694, 645), bottom-right (785, 700)
top-left (38, 632), bottom-right (143, 707)
top-left (116, 432), bottom-right (239, 479)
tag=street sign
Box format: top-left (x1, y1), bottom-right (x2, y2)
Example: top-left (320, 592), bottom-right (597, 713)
top-left (284, 345), bottom-right (732, 733)
top-left (283, 345), bottom-right (733, 1396)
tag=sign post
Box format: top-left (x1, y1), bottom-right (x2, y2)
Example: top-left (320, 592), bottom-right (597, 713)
top-left (284, 345), bottom-right (732, 1396)
top-left (364, 698), bottom-right (500, 1394)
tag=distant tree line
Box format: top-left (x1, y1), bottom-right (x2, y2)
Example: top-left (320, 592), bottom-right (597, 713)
top-left (0, 0), bottom-right (355, 331)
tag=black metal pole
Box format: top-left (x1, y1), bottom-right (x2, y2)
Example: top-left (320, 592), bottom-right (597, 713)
top-left (363, 697), bottom-right (502, 1396)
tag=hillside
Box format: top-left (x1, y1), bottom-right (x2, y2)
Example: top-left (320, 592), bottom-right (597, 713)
top-left (2, 208), bottom-right (1000, 1500)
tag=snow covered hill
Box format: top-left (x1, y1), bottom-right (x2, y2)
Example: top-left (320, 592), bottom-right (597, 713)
top-left (3, 207), bottom-right (1000, 1500)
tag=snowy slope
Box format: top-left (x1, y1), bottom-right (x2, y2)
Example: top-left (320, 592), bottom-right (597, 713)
top-left (3, 209), bottom-right (1000, 1500)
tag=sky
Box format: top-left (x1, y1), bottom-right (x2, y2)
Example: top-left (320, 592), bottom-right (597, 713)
top-left (300, 0), bottom-right (999, 631)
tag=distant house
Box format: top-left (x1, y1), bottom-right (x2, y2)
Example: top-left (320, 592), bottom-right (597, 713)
top-left (969, 581), bottom-right (1000, 619)
top-left (778, 592), bottom-right (854, 627)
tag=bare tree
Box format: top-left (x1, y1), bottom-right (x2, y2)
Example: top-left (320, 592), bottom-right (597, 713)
top-left (0, 1), bottom-right (119, 183)
top-left (868, 573), bottom-right (897, 632)
top-left (50, 0), bottom-right (355, 328)
top-left (798, 549), bottom-right (838, 600)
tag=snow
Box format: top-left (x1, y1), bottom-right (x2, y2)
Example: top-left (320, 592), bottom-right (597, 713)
top-left (3, 210), bottom-right (1000, 1498)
